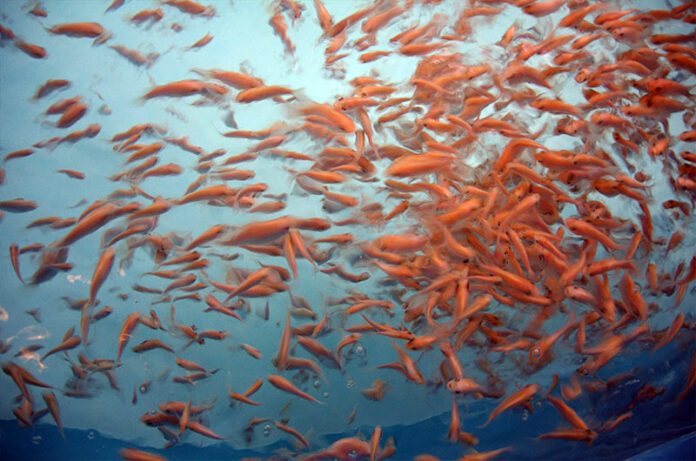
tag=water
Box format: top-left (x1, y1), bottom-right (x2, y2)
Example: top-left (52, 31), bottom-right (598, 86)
top-left (0, 0), bottom-right (695, 460)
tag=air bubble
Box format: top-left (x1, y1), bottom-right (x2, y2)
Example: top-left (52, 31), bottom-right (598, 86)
top-left (31, 435), bottom-right (41, 445)
top-left (353, 343), bottom-right (366, 358)
top-left (263, 424), bottom-right (272, 436)
top-left (522, 410), bottom-right (528, 421)
top-left (87, 431), bottom-right (95, 440)
top-left (323, 391), bottom-right (329, 398)
top-left (348, 449), bottom-right (358, 459)
top-left (313, 379), bottom-right (321, 389)
top-left (139, 385), bottom-right (148, 393)
top-left (346, 379), bottom-right (355, 389)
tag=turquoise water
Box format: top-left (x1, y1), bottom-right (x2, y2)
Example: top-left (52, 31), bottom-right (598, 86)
top-left (0, 1), bottom-right (695, 460)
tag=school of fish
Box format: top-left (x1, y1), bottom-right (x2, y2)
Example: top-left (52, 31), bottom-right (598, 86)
top-left (0, 0), bottom-right (695, 460)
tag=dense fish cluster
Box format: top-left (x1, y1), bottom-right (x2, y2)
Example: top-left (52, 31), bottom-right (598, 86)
top-left (1, 0), bottom-right (695, 460)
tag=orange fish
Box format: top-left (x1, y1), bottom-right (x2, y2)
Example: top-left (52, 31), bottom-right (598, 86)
top-left (479, 384), bottom-right (539, 427)
top-left (179, 399), bottom-right (191, 435)
top-left (189, 33), bottom-right (213, 50)
top-left (275, 420), bottom-right (310, 448)
top-left (132, 339), bottom-right (174, 354)
top-left (163, 0), bottom-right (215, 17)
top-left (10, 243), bottom-right (23, 283)
top-left (144, 80), bottom-right (211, 99)
top-left (448, 396), bottom-right (461, 442)
top-left (314, 0), bottom-right (333, 33)
top-left (370, 426), bottom-right (382, 461)
top-left (117, 312), bottom-right (141, 360)
top-left (89, 247), bottom-right (115, 306)
top-left (566, 218), bottom-right (623, 251)
top-left (274, 310), bottom-right (291, 371)
top-left (529, 311), bottom-right (577, 364)
top-left (15, 41), bottom-right (45, 59)
top-left (42, 392), bottom-right (65, 439)
top-left (119, 448), bottom-right (168, 461)
top-left (236, 85), bottom-right (293, 103)
top-left (547, 394), bottom-right (590, 431)
top-left (42, 335), bottom-right (81, 361)
top-left (129, 8), bottom-right (164, 25)
top-left (48, 22), bottom-right (105, 38)
top-left (267, 374), bottom-right (323, 403)
top-left (185, 224), bottom-right (227, 251)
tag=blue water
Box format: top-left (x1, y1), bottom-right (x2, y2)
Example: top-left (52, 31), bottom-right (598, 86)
top-left (1, 0), bottom-right (695, 460)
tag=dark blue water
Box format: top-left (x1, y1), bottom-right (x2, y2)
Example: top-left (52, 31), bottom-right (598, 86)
top-left (2, 341), bottom-right (694, 459)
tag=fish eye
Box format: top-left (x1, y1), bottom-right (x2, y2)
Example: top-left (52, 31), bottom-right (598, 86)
top-left (530, 347), bottom-right (541, 359)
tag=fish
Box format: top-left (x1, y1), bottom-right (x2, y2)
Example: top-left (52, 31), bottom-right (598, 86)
top-left (479, 384), bottom-right (539, 428)
top-left (34, 79), bottom-right (71, 99)
top-left (42, 392), bottom-right (65, 440)
top-left (229, 391), bottom-right (260, 406)
top-left (0, 1), bottom-right (695, 458)
top-left (189, 33), bottom-right (213, 50)
top-left (89, 247), bottom-right (115, 306)
top-left (236, 85), bottom-right (293, 103)
top-left (118, 448), bottom-right (169, 461)
top-left (48, 22), bottom-right (105, 38)
top-left (192, 68), bottom-right (263, 89)
top-left (132, 339), bottom-right (174, 354)
top-left (370, 425), bottom-right (382, 461)
top-left (224, 267), bottom-right (274, 299)
top-left (274, 310), bottom-right (292, 371)
top-left (267, 374), bottom-right (323, 404)
top-left (275, 420), bottom-right (310, 448)
top-left (9, 243), bottom-right (23, 283)
top-left (546, 394), bottom-right (590, 431)
top-left (130, 8), bottom-right (164, 26)
top-left (0, 199), bottom-right (38, 212)
top-left (15, 41), bottom-right (47, 59)
top-left (2, 362), bottom-right (53, 403)
top-left (42, 336), bottom-right (81, 361)
top-left (117, 312), bottom-right (141, 360)
top-left (163, 0), bottom-right (215, 17)
top-left (529, 311), bottom-right (577, 364)
top-left (110, 45), bottom-right (154, 67)
top-left (144, 80), bottom-right (212, 99)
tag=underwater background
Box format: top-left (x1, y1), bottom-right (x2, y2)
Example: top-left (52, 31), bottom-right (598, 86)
top-left (0, 0), bottom-right (695, 460)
